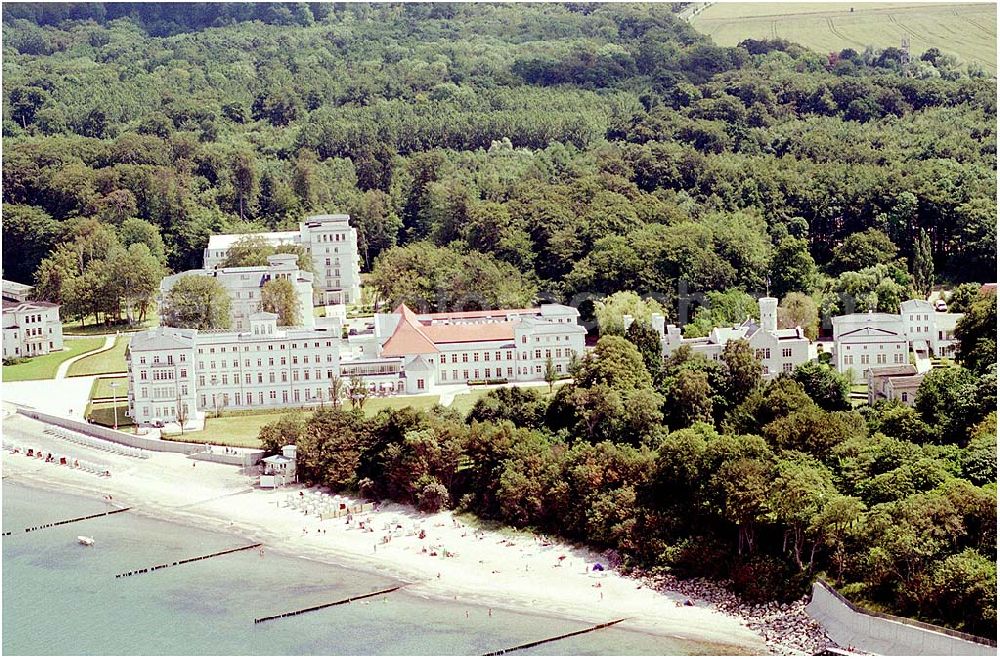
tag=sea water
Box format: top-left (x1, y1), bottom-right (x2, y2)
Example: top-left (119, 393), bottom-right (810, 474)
top-left (2, 482), bottom-right (750, 656)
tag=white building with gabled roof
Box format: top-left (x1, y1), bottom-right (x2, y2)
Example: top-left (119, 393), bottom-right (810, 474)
top-left (636, 297), bottom-right (812, 379)
top-left (202, 214), bottom-right (361, 305)
top-left (339, 303), bottom-right (587, 394)
top-left (832, 299), bottom-right (963, 383)
top-left (2, 299), bottom-right (64, 360)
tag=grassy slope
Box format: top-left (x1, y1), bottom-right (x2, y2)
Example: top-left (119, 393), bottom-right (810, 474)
top-left (163, 395), bottom-right (441, 445)
top-left (691, 2), bottom-right (996, 72)
top-left (2, 338), bottom-right (104, 382)
top-left (90, 375), bottom-right (129, 400)
top-left (67, 336), bottom-right (128, 377)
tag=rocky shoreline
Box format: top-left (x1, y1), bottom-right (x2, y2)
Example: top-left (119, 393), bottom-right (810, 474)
top-left (638, 573), bottom-right (843, 656)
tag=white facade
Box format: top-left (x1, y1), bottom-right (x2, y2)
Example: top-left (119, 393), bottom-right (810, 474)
top-left (343, 303), bottom-right (588, 394)
top-left (2, 300), bottom-right (64, 360)
top-left (832, 300), bottom-right (963, 383)
top-left (202, 214), bottom-right (361, 305)
top-left (161, 254), bottom-right (314, 331)
top-left (128, 302), bottom-right (588, 423)
top-left (127, 315), bottom-right (340, 426)
top-left (639, 297), bottom-right (812, 379)
top-left (899, 299), bottom-right (960, 358)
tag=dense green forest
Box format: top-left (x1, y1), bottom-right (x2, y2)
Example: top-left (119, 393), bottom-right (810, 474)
top-left (3, 2), bottom-right (997, 637)
top-left (2, 2), bottom-right (996, 320)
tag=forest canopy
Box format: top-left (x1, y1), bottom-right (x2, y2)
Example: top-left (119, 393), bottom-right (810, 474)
top-left (2, 3), bottom-right (996, 311)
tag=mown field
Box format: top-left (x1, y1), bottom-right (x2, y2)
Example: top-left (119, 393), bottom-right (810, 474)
top-left (691, 2), bottom-right (996, 73)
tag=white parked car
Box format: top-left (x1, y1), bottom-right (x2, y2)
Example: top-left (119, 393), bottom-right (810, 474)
top-left (935, 299), bottom-right (947, 312)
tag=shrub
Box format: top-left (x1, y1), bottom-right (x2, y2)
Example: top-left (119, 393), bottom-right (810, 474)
top-left (417, 480), bottom-right (451, 513)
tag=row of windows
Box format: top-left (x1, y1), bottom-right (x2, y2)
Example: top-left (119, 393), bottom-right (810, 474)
top-left (11, 341), bottom-right (52, 355)
top-left (199, 353), bottom-right (334, 369)
top-left (843, 353), bottom-right (905, 365)
top-left (197, 340), bottom-right (333, 354)
top-left (201, 387), bottom-right (339, 407)
top-left (520, 334), bottom-right (574, 344)
top-left (197, 369), bottom-right (336, 386)
top-left (21, 313), bottom-right (48, 324)
top-left (139, 353), bottom-right (185, 365)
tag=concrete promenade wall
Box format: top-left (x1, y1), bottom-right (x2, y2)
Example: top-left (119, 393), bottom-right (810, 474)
top-left (806, 580), bottom-right (995, 656)
top-left (190, 450), bottom-right (265, 466)
top-left (17, 407), bottom-right (209, 455)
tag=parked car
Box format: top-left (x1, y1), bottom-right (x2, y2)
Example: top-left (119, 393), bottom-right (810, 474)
top-left (934, 299), bottom-right (947, 312)
top-left (151, 419), bottom-right (165, 428)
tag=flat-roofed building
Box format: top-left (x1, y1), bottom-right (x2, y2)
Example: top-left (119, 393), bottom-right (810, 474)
top-left (126, 313), bottom-right (340, 426)
top-left (202, 214), bottom-right (361, 305)
top-left (2, 279), bottom-right (35, 303)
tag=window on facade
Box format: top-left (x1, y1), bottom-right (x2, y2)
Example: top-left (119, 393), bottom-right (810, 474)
top-left (782, 348), bottom-right (792, 358)
top-left (417, 378), bottom-right (425, 390)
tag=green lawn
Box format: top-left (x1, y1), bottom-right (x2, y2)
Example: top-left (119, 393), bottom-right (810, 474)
top-left (163, 395), bottom-right (441, 445)
top-left (90, 375), bottom-right (129, 401)
top-left (2, 338), bottom-right (105, 382)
top-left (63, 307), bottom-right (159, 336)
top-left (67, 336), bottom-right (128, 377)
top-left (691, 2), bottom-right (996, 73)
top-left (86, 400), bottom-right (134, 428)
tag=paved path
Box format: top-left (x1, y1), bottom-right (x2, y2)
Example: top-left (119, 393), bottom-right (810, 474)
top-left (3, 376), bottom-right (97, 421)
top-left (56, 335), bottom-right (115, 380)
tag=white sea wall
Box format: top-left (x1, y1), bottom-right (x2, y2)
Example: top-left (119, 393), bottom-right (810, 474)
top-left (805, 580), bottom-right (995, 656)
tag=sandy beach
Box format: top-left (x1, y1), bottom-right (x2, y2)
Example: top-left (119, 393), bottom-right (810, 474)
top-left (1, 410), bottom-right (766, 654)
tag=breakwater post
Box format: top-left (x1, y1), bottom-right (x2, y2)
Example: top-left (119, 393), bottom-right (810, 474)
top-left (6, 507), bottom-right (132, 535)
top-left (483, 618), bottom-right (627, 656)
top-left (253, 585), bottom-right (404, 624)
top-left (114, 543), bottom-right (262, 579)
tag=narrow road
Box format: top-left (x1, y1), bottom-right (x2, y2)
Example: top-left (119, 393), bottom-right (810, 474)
top-left (56, 335), bottom-right (115, 380)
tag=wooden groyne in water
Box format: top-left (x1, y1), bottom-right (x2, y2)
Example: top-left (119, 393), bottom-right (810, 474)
top-left (483, 618), bottom-right (627, 656)
top-left (5, 507), bottom-right (131, 535)
top-left (254, 585), bottom-right (404, 624)
top-left (115, 543), bottom-right (262, 579)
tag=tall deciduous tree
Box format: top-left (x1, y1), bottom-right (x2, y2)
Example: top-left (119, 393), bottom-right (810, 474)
top-left (161, 274), bottom-right (232, 330)
top-left (778, 292), bottom-right (819, 341)
top-left (954, 291), bottom-right (997, 375)
top-left (261, 277), bottom-right (302, 327)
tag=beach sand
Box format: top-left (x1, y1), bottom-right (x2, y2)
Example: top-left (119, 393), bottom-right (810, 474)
top-left (1, 411), bottom-right (766, 653)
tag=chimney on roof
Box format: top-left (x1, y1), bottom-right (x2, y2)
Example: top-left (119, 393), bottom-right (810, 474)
top-left (759, 297), bottom-right (778, 332)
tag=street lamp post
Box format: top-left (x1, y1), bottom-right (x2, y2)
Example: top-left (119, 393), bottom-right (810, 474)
top-left (110, 382), bottom-right (120, 430)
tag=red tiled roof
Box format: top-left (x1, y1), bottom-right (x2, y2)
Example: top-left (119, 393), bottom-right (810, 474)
top-left (422, 322), bottom-right (515, 344)
top-left (380, 305), bottom-right (439, 357)
top-left (381, 304), bottom-right (519, 355)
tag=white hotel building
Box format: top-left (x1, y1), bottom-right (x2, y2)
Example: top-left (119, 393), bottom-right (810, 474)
top-left (633, 297), bottom-right (812, 378)
top-left (126, 313), bottom-right (340, 426)
top-left (831, 299), bottom-right (962, 383)
top-left (160, 253), bottom-right (315, 331)
top-left (127, 303), bottom-right (587, 425)
top-left (202, 214), bottom-right (361, 305)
